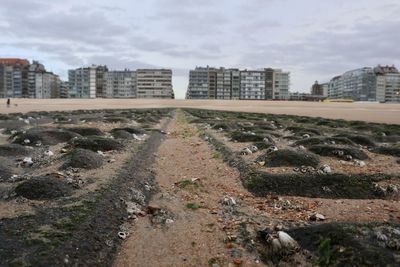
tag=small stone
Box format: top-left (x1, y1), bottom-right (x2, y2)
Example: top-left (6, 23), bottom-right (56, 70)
top-left (345, 155), bottom-right (353, 161)
top-left (310, 213), bottom-right (326, 221)
top-left (23, 139), bottom-right (31, 144)
top-left (354, 160), bottom-right (366, 167)
top-left (233, 259), bottom-right (242, 266)
top-left (45, 150), bottom-right (54, 157)
top-left (22, 157), bottom-right (33, 166)
top-left (147, 204), bottom-right (161, 215)
top-left (241, 147), bottom-right (252, 155)
top-left (165, 219), bottom-right (174, 224)
top-left (118, 232), bottom-right (128, 240)
top-left (321, 164), bottom-right (332, 174)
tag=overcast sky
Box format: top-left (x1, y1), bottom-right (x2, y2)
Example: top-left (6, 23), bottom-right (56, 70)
top-left (1, 0), bottom-right (399, 99)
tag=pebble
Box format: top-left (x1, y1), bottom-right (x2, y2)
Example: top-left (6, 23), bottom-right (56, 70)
top-left (310, 213), bottom-right (326, 221)
top-left (321, 164), bottom-right (332, 174)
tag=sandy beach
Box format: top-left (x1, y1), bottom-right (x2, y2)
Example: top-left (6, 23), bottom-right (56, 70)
top-left (1, 99), bottom-right (399, 124)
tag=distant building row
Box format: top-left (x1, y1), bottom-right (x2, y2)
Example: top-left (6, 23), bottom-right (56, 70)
top-left (0, 58), bottom-right (64, 99)
top-left (68, 66), bottom-right (174, 99)
top-left (186, 67), bottom-right (290, 100)
top-left (312, 65), bottom-right (400, 102)
top-left (0, 58), bottom-right (174, 99)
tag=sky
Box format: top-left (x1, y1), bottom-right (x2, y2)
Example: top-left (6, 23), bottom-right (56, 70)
top-left (1, 0), bottom-right (400, 99)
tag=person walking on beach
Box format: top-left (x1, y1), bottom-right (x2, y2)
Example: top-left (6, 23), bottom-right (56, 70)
top-left (6, 98), bottom-right (10, 107)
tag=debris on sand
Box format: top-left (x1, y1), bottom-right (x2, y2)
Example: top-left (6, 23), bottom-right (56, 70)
top-left (15, 174), bottom-right (73, 200)
top-left (61, 148), bottom-right (103, 170)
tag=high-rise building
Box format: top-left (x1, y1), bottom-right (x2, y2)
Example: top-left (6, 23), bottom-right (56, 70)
top-left (136, 69), bottom-right (173, 99)
top-left (326, 65), bottom-right (400, 102)
top-left (186, 66), bottom-right (290, 100)
top-left (186, 67), bottom-right (209, 99)
top-left (240, 70), bottom-right (265, 100)
top-left (104, 70), bottom-right (136, 98)
top-left (27, 61), bottom-right (46, 98)
top-left (264, 68), bottom-right (275, 100)
top-left (68, 66), bottom-right (98, 98)
top-left (311, 81), bottom-right (323, 95)
top-left (95, 65), bottom-right (108, 98)
top-left (375, 65), bottom-right (400, 103)
top-left (35, 72), bottom-right (60, 99)
top-left (0, 58), bottom-right (29, 98)
top-left (274, 69), bottom-right (290, 100)
top-left (60, 81), bottom-right (69, 98)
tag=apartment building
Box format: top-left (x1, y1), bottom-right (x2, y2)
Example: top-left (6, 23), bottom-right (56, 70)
top-left (68, 66), bottom-right (97, 98)
top-left (136, 69), bottom-right (174, 99)
top-left (240, 70), bottom-right (265, 100)
top-left (264, 68), bottom-right (275, 100)
top-left (186, 67), bottom-right (209, 99)
top-left (95, 66), bottom-right (108, 98)
top-left (104, 70), bottom-right (136, 98)
top-left (186, 67), bottom-right (290, 100)
top-left (27, 61), bottom-right (46, 98)
top-left (35, 72), bottom-right (60, 99)
top-left (375, 65), bottom-right (400, 103)
top-left (60, 81), bottom-right (69, 98)
top-left (0, 58), bottom-right (29, 98)
top-left (274, 69), bottom-right (290, 100)
top-left (326, 65), bottom-right (400, 102)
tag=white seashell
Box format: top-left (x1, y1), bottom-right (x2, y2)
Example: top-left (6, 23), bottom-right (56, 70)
top-left (278, 231), bottom-right (298, 249)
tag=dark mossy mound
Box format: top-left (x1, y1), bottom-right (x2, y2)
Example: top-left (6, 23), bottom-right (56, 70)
top-left (245, 172), bottom-right (389, 199)
top-left (230, 131), bottom-right (265, 142)
top-left (15, 175), bottom-right (73, 200)
top-left (288, 223), bottom-right (398, 267)
top-left (334, 134), bottom-right (376, 147)
top-left (0, 144), bottom-right (32, 157)
top-left (111, 130), bottom-right (133, 139)
top-left (286, 126), bottom-right (321, 136)
top-left (103, 116), bottom-right (128, 123)
top-left (371, 145), bottom-right (400, 157)
top-left (12, 128), bottom-right (80, 145)
top-left (256, 149), bottom-right (320, 168)
top-left (375, 135), bottom-right (400, 143)
top-left (70, 136), bottom-right (123, 151)
top-left (136, 116), bottom-right (160, 124)
top-left (62, 148), bottom-right (103, 170)
top-left (0, 157), bottom-right (19, 181)
top-left (293, 137), bottom-right (356, 147)
top-left (68, 127), bottom-right (104, 136)
top-left (110, 127), bottom-right (145, 135)
top-left (309, 145), bottom-right (369, 160)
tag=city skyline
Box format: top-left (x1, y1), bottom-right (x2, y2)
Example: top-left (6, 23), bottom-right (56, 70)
top-left (1, 0), bottom-right (400, 99)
